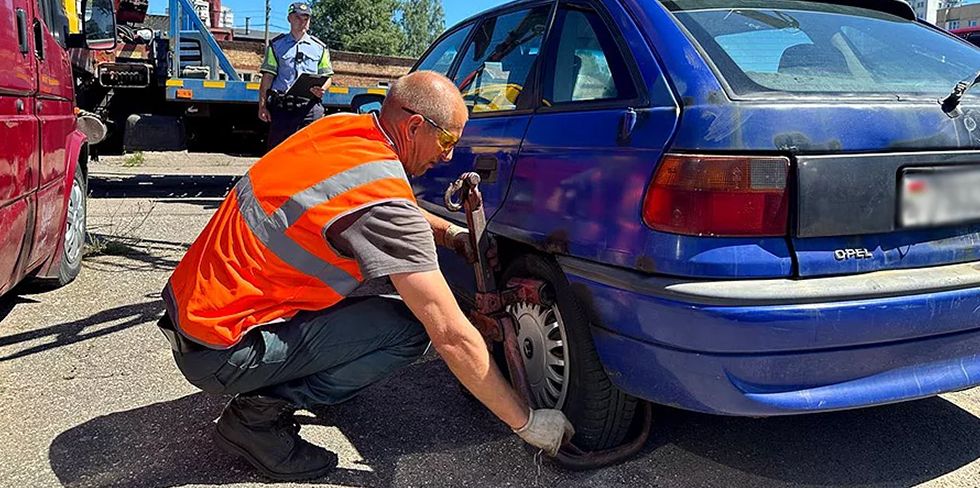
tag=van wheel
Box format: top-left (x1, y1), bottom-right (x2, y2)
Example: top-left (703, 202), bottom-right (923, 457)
top-left (501, 254), bottom-right (638, 451)
top-left (36, 161), bottom-right (86, 289)
top-left (58, 163), bottom-right (87, 285)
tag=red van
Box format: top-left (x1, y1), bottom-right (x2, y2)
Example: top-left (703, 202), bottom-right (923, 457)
top-left (0, 0), bottom-right (115, 296)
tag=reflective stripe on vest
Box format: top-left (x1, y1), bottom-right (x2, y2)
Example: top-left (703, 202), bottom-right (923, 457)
top-left (234, 158), bottom-right (409, 292)
top-left (235, 176), bottom-right (360, 293)
top-left (274, 159), bottom-right (408, 228)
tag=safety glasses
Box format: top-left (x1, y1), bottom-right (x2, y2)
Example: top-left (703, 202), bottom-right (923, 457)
top-left (402, 107), bottom-right (460, 152)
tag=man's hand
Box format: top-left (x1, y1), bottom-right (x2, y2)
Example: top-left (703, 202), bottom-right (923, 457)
top-left (310, 86), bottom-right (325, 99)
top-left (446, 224), bottom-right (499, 269)
top-left (514, 409), bottom-right (575, 456)
top-left (258, 106), bottom-right (271, 123)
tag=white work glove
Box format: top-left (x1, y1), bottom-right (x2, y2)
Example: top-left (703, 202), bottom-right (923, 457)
top-left (514, 408), bottom-right (575, 456)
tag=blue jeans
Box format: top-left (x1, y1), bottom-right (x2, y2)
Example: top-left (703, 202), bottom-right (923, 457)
top-left (172, 297), bottom-right (430, 408)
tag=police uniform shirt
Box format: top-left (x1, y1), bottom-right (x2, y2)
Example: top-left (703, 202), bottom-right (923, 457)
top-left (260, 33), bottom-right (334, 93)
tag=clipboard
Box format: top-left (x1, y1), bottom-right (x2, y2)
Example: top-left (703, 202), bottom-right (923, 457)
top-left (286, 73), bottom-right (330, 98)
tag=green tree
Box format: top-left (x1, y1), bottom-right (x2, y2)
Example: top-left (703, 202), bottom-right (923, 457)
top-left (309, 0), bottom-right (406, 56)
top-left (399, 0), bottom-right (446, 57)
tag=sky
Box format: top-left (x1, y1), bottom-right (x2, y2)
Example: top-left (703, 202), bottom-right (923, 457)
top-left (148, 0), bottom-right (509, 35)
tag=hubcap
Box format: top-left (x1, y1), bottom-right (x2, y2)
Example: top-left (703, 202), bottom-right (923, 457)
top-left (506, 301), bottom-right (569, 409)
top-left (64, 177), bottom-right (85, 264)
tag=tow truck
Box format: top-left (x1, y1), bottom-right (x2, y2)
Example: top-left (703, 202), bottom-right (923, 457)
top-left (67, 0), bottom-right (390, 154)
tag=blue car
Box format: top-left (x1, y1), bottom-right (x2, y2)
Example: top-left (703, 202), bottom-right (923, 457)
top-left (412, 0), bottom-right (980, 450)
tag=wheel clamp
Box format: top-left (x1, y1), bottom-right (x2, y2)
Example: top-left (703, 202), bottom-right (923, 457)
top-left (444, 172), bottom-right (652, 470)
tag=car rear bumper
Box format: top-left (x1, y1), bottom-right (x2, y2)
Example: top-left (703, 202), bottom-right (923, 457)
top-left (560, 257), bottom-right (980, 415)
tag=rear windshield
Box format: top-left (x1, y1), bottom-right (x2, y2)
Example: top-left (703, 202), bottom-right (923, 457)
top-left (664, 0), bottom-right (980, 98)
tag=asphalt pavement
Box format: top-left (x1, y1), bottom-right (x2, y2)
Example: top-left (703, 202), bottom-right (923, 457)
top-left (0, 153), bottom-right (978, 488)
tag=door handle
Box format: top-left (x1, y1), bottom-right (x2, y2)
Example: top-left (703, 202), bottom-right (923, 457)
top-left (618, 107), bottom-right (637, 145)
top-left (33, 19), bottom-right (44, 60)
top-left (16, 9), bottom-right (28, 54)
top-left (474, 155), bottom-right (499, 183)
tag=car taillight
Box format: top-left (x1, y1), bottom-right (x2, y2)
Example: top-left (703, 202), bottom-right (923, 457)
top-left (642, 154), bottom-right (791, 237)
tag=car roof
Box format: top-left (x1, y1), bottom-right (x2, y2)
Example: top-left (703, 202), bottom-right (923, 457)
top-left (452, 0), bottom-right (916, 29)
top-left (659, 0), bottom-right (915, 21)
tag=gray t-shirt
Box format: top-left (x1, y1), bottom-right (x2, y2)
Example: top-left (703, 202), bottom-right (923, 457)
top-left (325, 201), bottom-right (439, 296)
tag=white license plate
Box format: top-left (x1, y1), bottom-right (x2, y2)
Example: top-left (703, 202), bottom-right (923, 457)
top-left (901, 167), bottom-right (980, 227)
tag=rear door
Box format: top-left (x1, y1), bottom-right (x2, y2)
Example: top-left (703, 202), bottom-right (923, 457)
top-left (30, 0), bottom-right (76, 268)
top-left (496, 0), bottom-right (678, 265)
top-left (0, 0), bottom-right (40, 295)
top-left (412, 4), bottom-right (553, 293)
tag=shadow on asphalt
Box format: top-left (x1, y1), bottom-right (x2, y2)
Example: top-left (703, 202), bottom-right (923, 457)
top-left (647, 397), bottom-right (980, 486)
top-left (0, 300), bottom-right (164, 362)
top-left (47, 359), bottom-right (511, 488)
top-left (83, 234), bottom-right (186, 273)
top-left (0, 295), bottom-right (40, 323)
top-left (154, 198), bottom-right (224, 210)
top-left (46, 360), bottom-right (980, 488)
top-left (89, 174), bottom-right (239, 199)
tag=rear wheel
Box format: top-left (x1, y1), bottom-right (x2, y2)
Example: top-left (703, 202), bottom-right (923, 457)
top-left (501, 254), bottom-right (638, 451)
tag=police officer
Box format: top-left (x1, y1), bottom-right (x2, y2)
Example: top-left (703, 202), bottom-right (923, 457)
top-left (257, 2), bottom-right (333, 150)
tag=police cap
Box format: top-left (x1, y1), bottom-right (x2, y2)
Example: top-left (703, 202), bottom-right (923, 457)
top-left (288, 2), bottom-right (312, 16)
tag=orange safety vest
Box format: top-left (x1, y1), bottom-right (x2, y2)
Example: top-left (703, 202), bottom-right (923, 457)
top-left (163, 113), bottom-right (418, 348)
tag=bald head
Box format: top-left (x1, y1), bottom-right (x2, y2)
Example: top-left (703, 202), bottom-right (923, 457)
top-left (378, 71), bottom-right (469, 176)
top-left (380, 71), bottom-right (468, 131)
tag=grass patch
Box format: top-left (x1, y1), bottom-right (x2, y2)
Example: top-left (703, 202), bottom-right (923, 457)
top-left (83, 202), bottom-right (156, 258)
top-left (85, 235), bottom-right (136, 257)
top-left (122, 151), bottom-right (146, 167)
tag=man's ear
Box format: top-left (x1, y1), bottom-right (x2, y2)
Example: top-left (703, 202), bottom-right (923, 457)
top-left (406, 116), bottom-right (424, 140)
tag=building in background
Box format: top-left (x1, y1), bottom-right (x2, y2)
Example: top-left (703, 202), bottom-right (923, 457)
top-left (907, 0), bottom-right (941, 24)
top-left (219, 6), bottom-right (233, 28)
top-left (905, 0), bottom-right (971, 25)
top-left (937, 2), bottom-right (980, 30)
top-left (171, 1), bottom-right (232, 29)
top-left (192, 0), bottom-right (211, 27)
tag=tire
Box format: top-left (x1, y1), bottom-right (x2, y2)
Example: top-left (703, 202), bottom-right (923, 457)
top-left (39, 160), bottom-right (86, 288)
top-left (501, 254), bottom-right (638, 451)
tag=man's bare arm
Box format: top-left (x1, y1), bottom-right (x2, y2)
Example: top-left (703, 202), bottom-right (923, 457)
top-left (391, 269), bottom-right (529, 429)
top-left (258, 73), bottom-right (274, 122)
top-left (419, 208), bottom-right (453, 248)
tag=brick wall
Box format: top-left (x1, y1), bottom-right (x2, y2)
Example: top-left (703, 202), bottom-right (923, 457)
top-left (218, 41), bottom-right (415, 87)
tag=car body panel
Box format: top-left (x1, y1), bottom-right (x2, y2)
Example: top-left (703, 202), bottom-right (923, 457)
top-left (32, 98), bottom-right (76, 268)
top-left (590, 320), bottom-right (980, 415)
top-left (563, 255), bottom-right (980, 414)
top-left (0, 0), bottom-right (40, 295)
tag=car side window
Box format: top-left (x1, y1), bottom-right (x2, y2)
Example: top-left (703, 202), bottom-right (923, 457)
top-left (416, 24), bottom-right (474, 76)
top-left (453, 6), bottom-right (551, 114)
top-left (544, 5), bottom-right (637, 105)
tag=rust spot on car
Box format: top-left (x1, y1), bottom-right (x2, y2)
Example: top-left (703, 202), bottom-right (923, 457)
top-left (543, 230), bottom-right (569, 254)
top-left (635, 256), bottom-right (657, 273)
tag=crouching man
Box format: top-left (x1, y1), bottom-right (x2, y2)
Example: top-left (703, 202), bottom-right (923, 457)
top-left (158, 71), bottom-right (573, 481)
